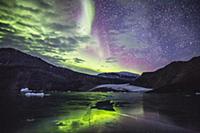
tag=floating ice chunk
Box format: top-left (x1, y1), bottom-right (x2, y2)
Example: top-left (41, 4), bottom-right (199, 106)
top-left (195, 92), bottom-right (200, 95)
top-left (26, 118), bottom-right (35, 122)
top-left (45, 93), bottom-right (51, 96)
top-left (20, 88), bottom-right (50, 97)
top-left (25, 92), bottom-right (45, 97)
top-left (185, 94), bottom-right (191, 97)
top-left (20, 88), bottom-right (32, 93)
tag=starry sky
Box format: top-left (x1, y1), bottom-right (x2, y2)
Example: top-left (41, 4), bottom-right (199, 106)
top-left (0, 0), bottom-right (200, 74)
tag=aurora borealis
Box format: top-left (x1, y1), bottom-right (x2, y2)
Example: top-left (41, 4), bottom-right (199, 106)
top-left (0, 0), bottom-right (200, 74)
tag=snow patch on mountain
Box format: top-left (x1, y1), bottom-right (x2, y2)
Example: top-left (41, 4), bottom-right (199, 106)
top-left (89, 83), bottom-right (152, 92)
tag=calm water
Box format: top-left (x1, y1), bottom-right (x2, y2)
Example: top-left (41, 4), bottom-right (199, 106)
top-left (1, 92), bottom-right (200, 133)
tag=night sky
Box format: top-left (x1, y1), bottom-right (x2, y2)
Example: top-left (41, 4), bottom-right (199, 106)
top-left (0, 0), bottom-right (200, 74)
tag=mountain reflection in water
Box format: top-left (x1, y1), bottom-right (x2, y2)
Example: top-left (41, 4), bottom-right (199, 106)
top-left (0, 92), bottom-right (200, 133)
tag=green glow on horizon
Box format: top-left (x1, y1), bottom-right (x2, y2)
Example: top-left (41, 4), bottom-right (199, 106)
top-left (79, 0), bottom-right (95, 35)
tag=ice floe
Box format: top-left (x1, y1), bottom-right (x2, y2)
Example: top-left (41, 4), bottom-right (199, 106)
top-left (20, 88), bottom-right (50, 97)
top-left (25, 92), bottom-right (45, 97)
top-left (20, 88), bottom-right (32, 93)
top-left (195, 92), bottom-right (200, 95)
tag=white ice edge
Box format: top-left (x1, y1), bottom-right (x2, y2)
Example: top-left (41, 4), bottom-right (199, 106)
top-left (89, 83), bottom-right (152, 92)
top-left (20, 88), bottom-right (50, 97)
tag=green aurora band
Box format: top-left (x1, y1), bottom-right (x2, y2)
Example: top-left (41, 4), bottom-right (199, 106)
top-left (0, 0), bottom-right (141, 74)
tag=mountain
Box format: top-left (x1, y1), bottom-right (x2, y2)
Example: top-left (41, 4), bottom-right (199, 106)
top-left (2, 48), bottom-right (199, 94)
top-left (97, 72), bottom-right (139, 81)
top-left (0, 48), bottom-right (131, 93)
top-left (134, 56), bottom-right (200, 93)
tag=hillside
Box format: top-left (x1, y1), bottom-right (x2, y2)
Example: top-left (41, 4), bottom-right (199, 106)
top-left (134, 56), bottom-right (200, 93)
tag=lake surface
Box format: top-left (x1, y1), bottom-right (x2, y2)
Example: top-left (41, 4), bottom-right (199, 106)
top-left (1, 92), bottom-right (200, 133)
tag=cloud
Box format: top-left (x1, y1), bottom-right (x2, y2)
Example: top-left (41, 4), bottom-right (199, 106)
top-left (16, 4), bottom-right (41, 13)
top-left (65, 64), bottom-right (99, 75)
top-left (0, 0), bottom-right (97, 74)
top-left (73, 58), bottom-right (85, 63)
top-left (48, 23), bottom-right (75, 32)
top-left (111, 31), bottom-right (149, 49)
top-left (105, 57), bottom-right (118, 63)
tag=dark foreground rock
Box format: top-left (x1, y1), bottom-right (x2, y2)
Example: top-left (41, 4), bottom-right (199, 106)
top-left (0, 48), bottom-right (131, 93)
top-left (134, 56), bottom-right (200, 93)
top-left (91, 100), bottom-right (115, 111)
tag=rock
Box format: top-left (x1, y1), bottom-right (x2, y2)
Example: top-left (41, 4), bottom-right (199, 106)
top-left (91, 100), bottom-right (115, 111)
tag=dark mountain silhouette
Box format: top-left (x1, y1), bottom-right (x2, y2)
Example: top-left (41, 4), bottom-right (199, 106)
top-left (0, 48), bottom-right (130, 93)
top-left (1, 48), bottom-right (199, 93)
top-left (134, 56), bottom-right (200, 93)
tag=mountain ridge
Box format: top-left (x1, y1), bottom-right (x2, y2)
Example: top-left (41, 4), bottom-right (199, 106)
top-left (134, 56), bottom-right (200, 93)
top-left (1, 47), bottom-right (200, 93)
top-left (0, 48), bottom-right (132, 93)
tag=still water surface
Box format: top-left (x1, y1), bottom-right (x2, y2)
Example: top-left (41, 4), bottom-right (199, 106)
top-left (1, 92), bottom-right (200, 133)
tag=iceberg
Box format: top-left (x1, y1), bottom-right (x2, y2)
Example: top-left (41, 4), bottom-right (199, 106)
top-left (25, 92), bottom-right (45, 97)
top-left (20, 87), bottom-right (50, 97)
top-left (20, 88), bottom-right (32, 93)
top-left (195, 92), bottom-right (200, 95)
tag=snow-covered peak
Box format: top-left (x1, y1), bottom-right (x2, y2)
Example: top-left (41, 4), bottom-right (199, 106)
top-left (98, 71), bottom-right (140, 80)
